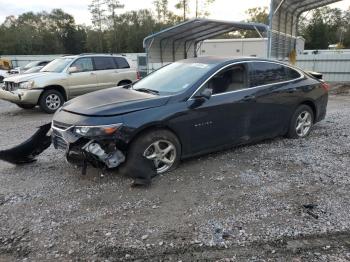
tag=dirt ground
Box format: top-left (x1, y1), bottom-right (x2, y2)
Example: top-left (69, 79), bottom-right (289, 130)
top-left (0, 90), bottom-right (350, 261)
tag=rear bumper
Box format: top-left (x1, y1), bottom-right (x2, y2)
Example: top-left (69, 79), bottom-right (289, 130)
top-left (315, 93), bottom-right (328, 123)
top-left (0, 88), bottom-right (42, 105)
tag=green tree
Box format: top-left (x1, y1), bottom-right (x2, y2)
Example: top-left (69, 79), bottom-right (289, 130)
top-left (154, 0), bottom-right (169, 22)
top-left (175, 0), bottom-right (190, 21)
top-left (0, 10), bottom-right (87, 55)
top-left (246, 7), bottom-right (269, 24)
top-left (195, 0), bottom-right (216, 18)
top-left (89, 0), bottom-right (107, 52)
top-left (243, 6), bottom-right (269, 38)
top-left (299, 7), bottom-right (345, 49)
top-left (106, 0), bottom-right (125, 53)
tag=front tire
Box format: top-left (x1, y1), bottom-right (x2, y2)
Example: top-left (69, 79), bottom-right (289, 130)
top-left (287, 105), bottom-right (314, 138)
top-left (39, 90), bottom-right (64, 114)
top-left (120, 129), bottom-right (181, 176)
top-left (118, 80), bottom-right (132, 87)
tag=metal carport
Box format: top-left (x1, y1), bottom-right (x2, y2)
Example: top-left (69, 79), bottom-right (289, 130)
top-left (268, 0), bottom-right (343, 59)
top-left (143, 19), bottom-right (268, 72)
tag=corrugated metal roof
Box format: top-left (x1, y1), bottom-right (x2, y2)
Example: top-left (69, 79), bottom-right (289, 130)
top-left (273, 0), bottom-right (342, 16)
top-left (268, 0), bottom-right (343, 59)
top-left (143, 19), bottom-right (268, 49)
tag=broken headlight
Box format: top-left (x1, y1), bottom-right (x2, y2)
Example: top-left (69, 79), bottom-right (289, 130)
top-left (74, 123), bottom-right (122, 137)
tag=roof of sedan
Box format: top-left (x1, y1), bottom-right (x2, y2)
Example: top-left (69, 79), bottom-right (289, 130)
top-left (179, 56), bottom-right (274, 65)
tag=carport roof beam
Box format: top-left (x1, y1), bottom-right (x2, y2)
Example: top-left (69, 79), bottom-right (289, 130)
top-left (268, 0), bottom-right (343, 58)
top-left (143, 19), bottom-right (268, 49)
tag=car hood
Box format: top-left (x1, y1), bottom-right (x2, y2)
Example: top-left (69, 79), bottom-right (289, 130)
top-left (62, 87), bottom-right (169, 117)
top-left (4, 72), bottom-right (54, 83)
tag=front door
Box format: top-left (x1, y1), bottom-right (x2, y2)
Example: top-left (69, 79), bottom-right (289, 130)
top-left (179, 63), bottom-right (254, 154)
top-left (67, 57), bottom-right (98, 97)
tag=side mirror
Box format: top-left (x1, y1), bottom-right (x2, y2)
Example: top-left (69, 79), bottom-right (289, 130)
top-left (195, 88), bottom-right (212, 100)
top-left (201, 88), bottom-right (212, 99)
top-left (190, 88), bottom-right (212, 109)
top-left (68, 66), bottom-right (78, 74)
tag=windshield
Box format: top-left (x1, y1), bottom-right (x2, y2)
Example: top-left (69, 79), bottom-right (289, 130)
top-left (41, 58), bottom-right (74, 73)
top-left (24, 66), bottom-right (42, 74)
top-left (23, 61), bottom-right (38, 69)
top-left (132, 62), bottom-right (216, 95)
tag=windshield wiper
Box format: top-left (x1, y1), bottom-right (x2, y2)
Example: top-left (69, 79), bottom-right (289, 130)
top-left (135, 88), bottom-right (159, 95)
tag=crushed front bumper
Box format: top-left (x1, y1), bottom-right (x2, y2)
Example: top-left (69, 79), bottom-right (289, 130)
top-left (51, 121), bottom-right (125, 169)
top-left (0, 88), bottom-right (42, 105)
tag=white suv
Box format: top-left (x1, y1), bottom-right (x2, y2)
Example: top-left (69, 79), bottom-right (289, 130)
top-left (0, 54), bottom-right (139, 113)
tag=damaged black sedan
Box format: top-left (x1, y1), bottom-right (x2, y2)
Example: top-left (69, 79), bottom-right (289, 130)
top-left (50, 57), bottom-right (328, 175)
top-left (1, 57), bottom-right (329, 182)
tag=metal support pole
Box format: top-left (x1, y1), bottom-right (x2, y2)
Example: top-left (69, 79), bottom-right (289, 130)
top-left (268, 0), bottom-right (274, 58)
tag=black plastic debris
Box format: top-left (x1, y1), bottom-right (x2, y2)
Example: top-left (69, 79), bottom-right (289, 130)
top-left (303, 204), bottom-right (319, 219)
top-left (0, 123), bottom-right (51, 164)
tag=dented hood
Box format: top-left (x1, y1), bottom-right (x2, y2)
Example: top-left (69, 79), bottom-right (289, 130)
top-left (4, 72), bottom-right (54, 82)
top-left (62, 87), bottom-right (169, 116)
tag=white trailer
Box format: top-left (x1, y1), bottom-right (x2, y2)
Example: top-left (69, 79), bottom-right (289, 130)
top-left (198, 37), bottom-right (305, 58)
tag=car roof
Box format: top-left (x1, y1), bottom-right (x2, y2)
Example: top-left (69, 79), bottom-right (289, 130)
top-left (179, 56), bottom-right (287, 66)
top-left (62, 54), bottom-right (128, 59)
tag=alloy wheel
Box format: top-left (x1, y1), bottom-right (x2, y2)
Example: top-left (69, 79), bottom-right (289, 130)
top-left (295, 111), bottom-right (312, 137)
top-left (143, 140), bottom-right (177, 174)
top-left (45, 94), bottom-right (61, 110)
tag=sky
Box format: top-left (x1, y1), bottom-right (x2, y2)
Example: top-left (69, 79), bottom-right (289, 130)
top-left (0, 0), bottom-right (349, 25)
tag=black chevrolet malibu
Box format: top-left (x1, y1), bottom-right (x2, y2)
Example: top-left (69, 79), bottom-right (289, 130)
top-left (51, 57), bottom-right (328, 174)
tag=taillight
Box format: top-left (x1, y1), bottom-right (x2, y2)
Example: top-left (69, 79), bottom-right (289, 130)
top-left (136, 71), bottom-right (141, 80)
top-left (321, 82), bottom-right (330, 92)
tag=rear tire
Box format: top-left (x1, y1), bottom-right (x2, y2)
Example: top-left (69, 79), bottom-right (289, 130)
top-left (39, 89), bottom-right (64, 114)
top-left (287, 105), bottom-right (314, 139)
top-left (16, 104), bottom-right (36, 109)
top-left (117, 80), bottom-right (132, 87)
top-left (119, 129), bottom-right (181, 176)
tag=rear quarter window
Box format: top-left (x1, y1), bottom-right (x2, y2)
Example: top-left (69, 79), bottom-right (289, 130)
top-left (249, 62), bottom-right (301, 87)
top-left (114, 57), bottom-right (130, 69)
top-left (285, 67), bottom-right (302, 80)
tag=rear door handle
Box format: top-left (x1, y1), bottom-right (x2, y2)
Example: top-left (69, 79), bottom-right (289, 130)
top-left (90, 72), bottom-right (96, 75)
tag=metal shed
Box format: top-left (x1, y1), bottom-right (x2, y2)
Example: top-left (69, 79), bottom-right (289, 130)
top-left (268, 0), bottom-right (343, 59)
top-left (143, 19), bottom-right (268, 72)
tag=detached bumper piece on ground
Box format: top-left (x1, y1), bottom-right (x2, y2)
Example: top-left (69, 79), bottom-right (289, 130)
top-left (0, 123), bottom-right (51, 164)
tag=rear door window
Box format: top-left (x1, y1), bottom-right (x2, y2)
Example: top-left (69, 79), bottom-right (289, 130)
top-left (114, 57), bottom-right (130, 69)
top-left (249, 62), bottom-right (300, 87)
top-left (93, 57), bottom-right (117, 70)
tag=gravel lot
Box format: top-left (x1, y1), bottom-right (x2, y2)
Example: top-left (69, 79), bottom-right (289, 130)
top-left (0, 89), bottom-right (350, 261)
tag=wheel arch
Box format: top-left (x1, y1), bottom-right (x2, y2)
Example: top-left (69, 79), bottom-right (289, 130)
top-left (117, 79), bottom-right (132, 86)
top-left (127, 124), bottom-right (183, 153)
top-left (40, 85), bottom-right (68, 102)
top-left (299, 100), bottom-right (317, 123)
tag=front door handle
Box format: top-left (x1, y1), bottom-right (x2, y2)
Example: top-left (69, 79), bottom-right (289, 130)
top-left (90, 72), bottom-right (96, 76)
top-left (243, 95), bottom-right (256, 102)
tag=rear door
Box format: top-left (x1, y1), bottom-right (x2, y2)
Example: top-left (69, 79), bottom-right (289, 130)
top-left (93, 56), bottom-right (119, 89)
top-left (113, 57), bottom-right (135, 84)
top-left (246, 61), bottom-right (304, 140)
top-left (67, 57), bottom-right (98, 97)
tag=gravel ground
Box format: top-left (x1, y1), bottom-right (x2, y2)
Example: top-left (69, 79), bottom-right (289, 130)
top-left (0, 90), bottom-right (350, 261)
